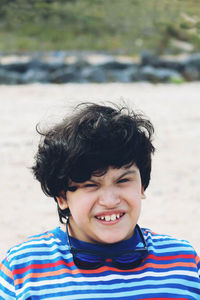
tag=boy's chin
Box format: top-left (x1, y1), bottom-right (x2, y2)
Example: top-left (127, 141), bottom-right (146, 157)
top-left (95, 232), bottom-right (131, 245)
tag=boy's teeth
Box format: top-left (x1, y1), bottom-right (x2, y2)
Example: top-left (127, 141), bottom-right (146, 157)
top-left (111, 214), bottom-right (116, 221)
top-left (105, 215), bottom-right (111, 221)
top-left (97, 213), bottom-right (123, 221)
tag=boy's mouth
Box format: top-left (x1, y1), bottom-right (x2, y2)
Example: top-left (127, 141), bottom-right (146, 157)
top-left (95, 212), bottom-right (125, 222)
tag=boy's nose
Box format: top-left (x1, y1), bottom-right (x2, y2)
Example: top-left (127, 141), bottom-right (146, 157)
top-left (98, 188), bottom-right (120, 208)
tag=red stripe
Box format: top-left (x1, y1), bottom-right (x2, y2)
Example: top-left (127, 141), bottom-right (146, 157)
top-left (196, 255), bottom-right (200, 264)
top-left (13, 253), bottom-right (195, 276)
top-left (13, 254), bottom-right (195, 275)
top-left (147, 253), bottom-right (195, 261)
top-left (0, 262), bottom-right (14, 280)
top-left (14, 259), bottom-right (197, 285)
top-left (26, 232), bottom-right (54, 241)
top-left (13, 259), bottom-right (73, 275)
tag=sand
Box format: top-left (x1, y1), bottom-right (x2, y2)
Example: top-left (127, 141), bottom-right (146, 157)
top-left (0, 82), bottom-right (200, 260)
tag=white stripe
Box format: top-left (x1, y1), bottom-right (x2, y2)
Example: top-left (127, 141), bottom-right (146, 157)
top-left (17, 269), bottom-right (198, 295)
top-left (0, 290), bottom-right (15, 300)
top-left (20, 285), bottom-right (198, 300)
top-left (146, 237), bottom-right (191, 247)
top-left (145, 233), bottom-right (190, 244)
top-left (148, 240), bottom-right (191, 247)
top-left (0, 276), bottom-right (15, 294)
top-left (9, 243), bottom-right (70, 261)
top-left (8, 237), bottom-right (64, 256)
top-left (10, 252), bottom-right (72, 266)
top-left (147, 245), bottom-right (194, 253)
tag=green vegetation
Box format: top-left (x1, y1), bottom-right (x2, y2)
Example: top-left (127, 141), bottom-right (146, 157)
top-left (0, 0), bottom-right (200, 54)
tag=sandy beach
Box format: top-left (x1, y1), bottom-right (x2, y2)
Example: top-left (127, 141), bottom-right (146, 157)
top-left (0, 82), bottom-right (200, 260)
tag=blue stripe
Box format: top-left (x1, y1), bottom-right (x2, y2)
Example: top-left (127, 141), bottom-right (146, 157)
top-left (19, 287), bottom-right (198, 300)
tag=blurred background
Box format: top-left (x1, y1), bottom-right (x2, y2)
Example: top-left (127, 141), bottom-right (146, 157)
top-left (0, 0), bottom-right (200, 259)
top-left (0, 0), bottom-right (200, 54)
top-left (0, 0), bottom-right (200, 84)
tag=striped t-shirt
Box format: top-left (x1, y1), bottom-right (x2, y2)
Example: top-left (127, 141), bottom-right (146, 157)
top-left (0, 226), bottom-right (200, 299)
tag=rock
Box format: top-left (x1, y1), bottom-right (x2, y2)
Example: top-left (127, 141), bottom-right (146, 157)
top-left (140, 66), bottom-right (183, 83)
top-left (81, 66), bottom-right (107, 83)
top-left (184, 53), bottom-right (200, 69)
top-left (183, 65), bottom-right (200, 81)
top-left (22, 69), bottom-right (50, 83)
top-left (50, 67), bottom-right (82, 83)
top-left (99, 60), bottom-right (133, 70)
top-left (50, 59), bottom-right (92, 83)
top-left (28, 59), bottom-right (67, 73)
top-left (72, 59), bottom-right (91, 70)
top-left (182, 53), bottom-right (200, 80)
top-left (0, 69), bottom-right (23, 84)
top-left (105, 66), bottom-right (140, 82)
top-left (140, 51), bottom-right (158, 66)
top-left (155, 59), bottom-right (184, 72)
top-left (140, 51), bottom-right (184, 72)
top-left (3, 62), bottom-right (30, 73)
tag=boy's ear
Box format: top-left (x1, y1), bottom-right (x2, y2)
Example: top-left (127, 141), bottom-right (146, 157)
top-left (141, 186), bottom-right (146, 199)
top-left (56, 192), bottom-right (68, 210)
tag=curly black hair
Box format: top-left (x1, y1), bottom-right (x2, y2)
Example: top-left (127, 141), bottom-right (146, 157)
top-left (32, 102), bottom-right (155, 223)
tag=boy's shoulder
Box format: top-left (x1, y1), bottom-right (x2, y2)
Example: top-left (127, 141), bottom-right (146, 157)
top-left (142, 227), bottom-right (197, 254)
top-left (5, 227), bottom-right (65, 263)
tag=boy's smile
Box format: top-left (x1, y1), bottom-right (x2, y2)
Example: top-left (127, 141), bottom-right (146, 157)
top-left (57, 164), bottom-right (146, 244)
top-left (95, 211), bottom-right (125, 222)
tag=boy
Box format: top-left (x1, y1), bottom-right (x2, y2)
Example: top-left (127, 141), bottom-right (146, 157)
top-left (0, 103), bottom-right (200, 299)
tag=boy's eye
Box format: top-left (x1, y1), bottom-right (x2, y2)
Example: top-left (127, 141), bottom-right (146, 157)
top-left (117, 178), bottom-right (130, 184)
top-left (68, 186), bottom-right (78, 192)
top-left (84, 183), bottom-right (97, 188)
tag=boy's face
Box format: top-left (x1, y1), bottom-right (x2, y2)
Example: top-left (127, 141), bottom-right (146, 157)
top-left (58, 164), bottom-right (146, 244)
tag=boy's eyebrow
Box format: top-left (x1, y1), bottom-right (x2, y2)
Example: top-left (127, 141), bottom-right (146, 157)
top-left (90, 169), bottom-right (137, 182)
top-left (117, 170), bottom-right (137, 180)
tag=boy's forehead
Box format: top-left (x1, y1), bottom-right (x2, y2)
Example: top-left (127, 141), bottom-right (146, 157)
top-left (69, 164), bottom-right (139, 184)
top-left (93, 165), bottom-right (138, 178)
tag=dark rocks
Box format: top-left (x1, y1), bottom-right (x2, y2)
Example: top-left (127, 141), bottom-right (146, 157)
top-left (140, 51), bottom-right (185, 73)
top-left (182, 53), bottom-right (200, 81)
top-left (99, 60), bottom-right (133, 71)
top-left (0, 51), bottom-right (200, 84)
top-left (105, 66), bottom-right (140, 83)
top-left (22, 69), bottom-right (50, 84)
top-left (81, 66), bottom-right (107, 83)
top-left (184, 53), bottom-right (200, 69)
top-left (140, 66), bottom-right (183, 83)
top-left (51, 67), bottom-right (82, 83)
top-left (3, 62), bottom-right (30, 73)
top-left (0, 68), bottom-right (24, 84)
